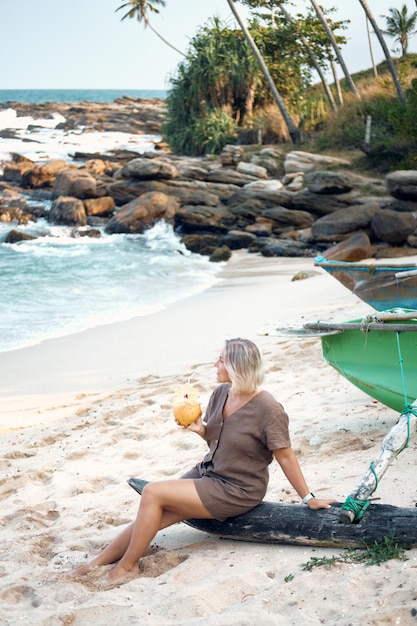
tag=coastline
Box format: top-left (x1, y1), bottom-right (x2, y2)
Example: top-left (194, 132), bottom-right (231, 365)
top-left (2, 251), bottom-right (416, 625)
top-left (0, 251), bottom-right (367, 432)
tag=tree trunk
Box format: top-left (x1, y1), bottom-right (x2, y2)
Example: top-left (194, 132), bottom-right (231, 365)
top-left (330, 55), bottom-right (344, 106)
top-left (279, 6), bottom-right (337, 111)
top-left (128, 478), bottom-right (417, 548)
top-left (309, 0), bottom-right (361, 99)
top-left (357, 0), bottom-right (405, 104)
top-left (226, 0), bottom-right (300, 144)
top-left (366, 16), bottom-right (378, 77)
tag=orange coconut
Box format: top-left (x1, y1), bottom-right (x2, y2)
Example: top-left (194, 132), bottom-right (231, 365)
top-left (172, 382), bottom-right (201, 427)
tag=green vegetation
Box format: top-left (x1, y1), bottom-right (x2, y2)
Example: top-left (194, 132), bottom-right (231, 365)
top-left (308, 55), bottom-right (417, 172)
top-left (159, 4), bottom-right (417, 172)
top-left (302, 536), bottom-right (408, 572)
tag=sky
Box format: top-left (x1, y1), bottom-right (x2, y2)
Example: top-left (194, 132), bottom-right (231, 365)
top-left (0, 0), bottom-right (416, 90)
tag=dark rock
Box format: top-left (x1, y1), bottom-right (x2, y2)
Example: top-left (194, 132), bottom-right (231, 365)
top-left (105, 191), bottom-right (179, 234)
top-left (5, 229), bottom-right (36, 243)
top-left (371, 209), bottom-right (417, 244)
top-left (262, 206), bottom-right (314, 232)
top-left (52, 169), bottom-right (98, 200)
top-left (174, 205), bottom-right (232, 234)
top-left (258, 239), bottom-right (318, 257)
top-left (180, 233), bottom-right (224, 255)
top-left (311, 203), bottom-right (379, 241)
top-left (223, 230), bottom-right (257, 250)
top-left (209, 245), bottom-right (232, 262)
top-left (48, 196), bottom-right (87, 226)
top-left (291, 189), bottom-right (356, 216)
top-left (385, 170), bottom-right (417, 201)
top-left (304, 170), bottom-right (353, 194)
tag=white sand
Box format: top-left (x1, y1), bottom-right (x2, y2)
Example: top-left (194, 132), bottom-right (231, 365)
top-left (1, 252), bottom-right (416, 625)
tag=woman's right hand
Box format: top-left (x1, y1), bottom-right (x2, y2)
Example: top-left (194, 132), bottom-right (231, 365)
top-left (185, 415), bottom-right (206, 439)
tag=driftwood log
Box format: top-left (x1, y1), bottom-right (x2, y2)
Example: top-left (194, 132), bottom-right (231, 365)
top-left (339, 401), bottom-right (417, 524)
top-left (128, 478), bottom-right (417, 549)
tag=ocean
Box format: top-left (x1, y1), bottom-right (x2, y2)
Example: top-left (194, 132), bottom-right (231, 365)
top-left (0, 89), bottom-right (222, 354)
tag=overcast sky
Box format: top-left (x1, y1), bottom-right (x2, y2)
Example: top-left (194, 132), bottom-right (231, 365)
top-left (1, 0), bottom-right (416, 90)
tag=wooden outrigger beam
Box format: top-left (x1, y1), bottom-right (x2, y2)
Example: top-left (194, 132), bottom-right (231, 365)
top-left (340, 401), bottom-right (417, 524)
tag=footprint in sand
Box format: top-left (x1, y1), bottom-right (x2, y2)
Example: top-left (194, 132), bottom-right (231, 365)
top-left (0, 584), bottom-right (42, 608)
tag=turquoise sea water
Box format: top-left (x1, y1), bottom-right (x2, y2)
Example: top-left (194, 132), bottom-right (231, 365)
top-left (0, 89), bottom-right (167, 103)
top-left (0, 89), bottom-right (222, 354)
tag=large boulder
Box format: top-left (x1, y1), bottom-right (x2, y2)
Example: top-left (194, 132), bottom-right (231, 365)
top-left (262, 206), bottom-right (314, 232)
top-left (291, 189), bottom-right (355, 216)
top-left (48, 196), bottom-right (87, 226)
top-left (385, 170), bottom-right (417, 201)
top-left (84, 196), bottom-right (115, 217)
top-left (284, 150), bottom-right (350, 175)
top-left (236, 161), bottom-right (268, 179)
top-left (311, 203), bottom-right (379, 241)
top-left (121, 158), bottom-right (178, 180)
top-left (304, 170), bottom-right (353, 195)
top-left (107, 178), bottom-right (229, 207)
top-left (321, 232), bottom-right (373, 262)
top-left (174, 205), bottom-right (232, 234)
top-left (21, 159), bottom-right (67, 188)
top-left (371, 209), bottom-right (417, 244)
top-left (52, 169), bottom-right (98, 199)
top-left (105, 191), bottom-right (179, 234)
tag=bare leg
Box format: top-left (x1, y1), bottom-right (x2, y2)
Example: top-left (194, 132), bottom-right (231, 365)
top-left (72, 522), bottom-right (135, 575)
top-left (73, 479), bottom-right (213, 579)
top-left (107, 479), bottom-right (213, 583)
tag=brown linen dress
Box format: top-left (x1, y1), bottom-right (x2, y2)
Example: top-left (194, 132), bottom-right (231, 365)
top-left (181, 382), bottom-right (291, 521)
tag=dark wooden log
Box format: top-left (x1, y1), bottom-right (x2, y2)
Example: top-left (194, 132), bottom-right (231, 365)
top-left (128, 478), bottom-right (417, 549)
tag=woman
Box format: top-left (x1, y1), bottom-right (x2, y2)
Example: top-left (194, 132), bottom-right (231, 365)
top-left (73, 338), bottom-right (334, 583)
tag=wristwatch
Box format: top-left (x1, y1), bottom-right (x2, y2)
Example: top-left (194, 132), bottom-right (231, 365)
top-left (302, 492), bottom-right (315, 504)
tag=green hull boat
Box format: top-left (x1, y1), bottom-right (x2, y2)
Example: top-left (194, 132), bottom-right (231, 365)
top-left (304, 310), bottom-right (417, 412)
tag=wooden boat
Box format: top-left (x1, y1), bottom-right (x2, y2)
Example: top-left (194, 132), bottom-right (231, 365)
top-left (315, 256), bottom-right (417, 310)
top-left (352, 269), bottom-right (417, 311)
top-left (128, 478), bottom-right (417, 548)
top-left (304, 309), bottom-right (417, 412)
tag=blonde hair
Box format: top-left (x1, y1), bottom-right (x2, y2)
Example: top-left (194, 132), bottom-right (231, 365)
top-left (223, 338), bottom-right (264, 394)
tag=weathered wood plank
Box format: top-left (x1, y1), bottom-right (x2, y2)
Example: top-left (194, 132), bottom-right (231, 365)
top-left (128, 478), bottom-right (417, 549)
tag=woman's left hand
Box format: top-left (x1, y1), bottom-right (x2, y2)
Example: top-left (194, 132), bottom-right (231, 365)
top-left (306, 497), bottom-right (336, 510)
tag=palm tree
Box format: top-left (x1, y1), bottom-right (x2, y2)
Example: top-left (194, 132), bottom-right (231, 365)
top-left (309, 0), bottom-right (361, 99)
top-left (116, 0), bottom-right (185, 57)
top-left (381, 4), bottom-right (417, 57)
top-left (278, 5), bottom-right (337, 111)
top-left (225, 0), bottom-right (300, 144)
top-left (357, 0), bottom-right (405, 104)
top-left (366, 16), bottom-right (378, 77)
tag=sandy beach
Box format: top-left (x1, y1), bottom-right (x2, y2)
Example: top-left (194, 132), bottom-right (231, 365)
top-left (1, 251), bottom-right (417, 626)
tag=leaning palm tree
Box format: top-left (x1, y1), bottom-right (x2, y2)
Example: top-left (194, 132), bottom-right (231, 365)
top-left (226, 0), bottom-right (300, 144)
top-left (278, 5), bottom-right (337, 111)
top-left (116, 0), bottom-right (185, 57)
top-left (381, 4), bottom-right (417, 57)
top-left (309, 0), bottom-right (360, 99)
top-left (357, 0), bottom-right (405, 104)
top-left (366, 16), bottom-right (378, 78)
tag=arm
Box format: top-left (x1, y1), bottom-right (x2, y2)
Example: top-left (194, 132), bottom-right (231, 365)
top-left (273, 448), bottom-right (335, 510)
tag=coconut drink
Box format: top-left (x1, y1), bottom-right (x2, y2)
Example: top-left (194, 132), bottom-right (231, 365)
top-left (172, 377), bottom-right (201, 427)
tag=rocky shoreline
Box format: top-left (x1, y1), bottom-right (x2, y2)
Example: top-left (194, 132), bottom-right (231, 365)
top-left (1, 97), bottom-right (417, 262)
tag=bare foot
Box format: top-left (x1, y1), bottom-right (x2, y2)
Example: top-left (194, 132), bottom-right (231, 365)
top-left (72, 563), bottom-right (94, 576)
top-left (106, 561), bottom-right (138, 585)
